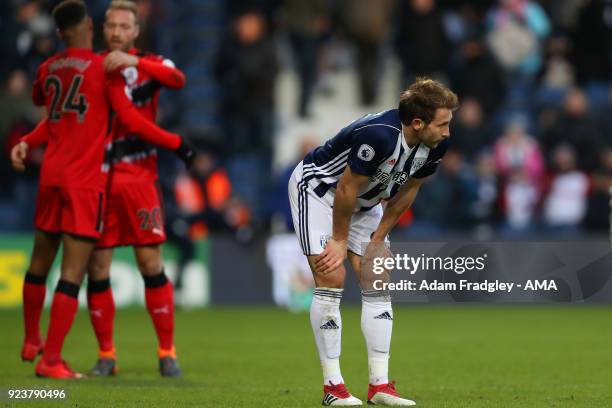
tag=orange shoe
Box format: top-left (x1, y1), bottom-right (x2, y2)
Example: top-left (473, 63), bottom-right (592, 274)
top-left (21, 341), bottom-right (44, 362)
top-left (158, 346), bottom-right (182, 377)
top-left (90, 348), bottom-right (117, 376)
top-left (35, 359), bottom-right (84, 379)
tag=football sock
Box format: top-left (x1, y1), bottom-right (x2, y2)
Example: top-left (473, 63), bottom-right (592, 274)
top-left (87, 278), bottom-right (115, 353)
top-left (311, 287), bottom-right (344, 385)
top-left (361, 290), bottom-right (393, 386)
top-left (42, 280), bottom-right (80, 366)
top-left (144, 270), bottom-right (174, 351)
top-left (22, 272), bottom-right (46, 345)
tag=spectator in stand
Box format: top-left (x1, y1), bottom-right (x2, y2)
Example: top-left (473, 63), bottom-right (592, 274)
top-left (0, 69), bottom-right (43, 219)
top-left (278, 0), bottom-right (331, 118)
top-left (535, 36), bottom-right (574, 107)
top-left (541, 144), bottom-right (589, 234)
top-left (410, 149), bottom-right (475, 234)
top-left (215, 9), bottom-right (278, 223)
top-left (570, 0), bottom-right (612, 85)
top-left (394, 0), bottom-right (451, 86)
top-left (168, 151), bottom-right (251, 292)
top-left (500, 169), bottom-right (539, 233)
top-left (584, 148), bottom-right (612, 232)
top-left (0, 0), bottom-right (54, 78)
top-left (541, 87), bottom-right (601, 172)
top-left (0, 70), bottom-right (40, 146)
top-left (494, 118), bottom-right (544, 233)
top-left (494, 117), bottom-right (544, 186)
top-left (485, 0), bottom-right (550, 108)
top-left (450, 97), bottom-right (493, 160)
top-left (338, 0), bottom-right (394, 106)
top-left (469, 150), bottom-right (500, 236)
top-left (453, 34), bottom-right (507, 117)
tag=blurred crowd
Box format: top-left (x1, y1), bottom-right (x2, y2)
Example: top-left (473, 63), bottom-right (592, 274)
top-left (1, 0), bottom-right (611, 239)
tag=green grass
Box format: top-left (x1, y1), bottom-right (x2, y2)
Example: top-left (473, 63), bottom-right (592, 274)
top-left (1, 305), bottom-right (611, 407)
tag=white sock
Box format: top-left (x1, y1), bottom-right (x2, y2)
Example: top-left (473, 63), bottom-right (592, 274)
top-left (361, 290), bottom-right (393, 386)
top-left (311, 287), bottom-right (344, 385)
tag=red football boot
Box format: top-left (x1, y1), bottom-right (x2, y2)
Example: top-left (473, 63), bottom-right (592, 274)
top-left (367, 381), bottom-right (416, 406)
top-left (322, 382), bottom-right (362, 406)
top-left (21, 341), bottom-right (44, 362)
top-left (35, 359), bottom-right (84, 379)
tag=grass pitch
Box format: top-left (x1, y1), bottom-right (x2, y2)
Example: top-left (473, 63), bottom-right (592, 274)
top-left (1, 305), bottom-right (611, 407)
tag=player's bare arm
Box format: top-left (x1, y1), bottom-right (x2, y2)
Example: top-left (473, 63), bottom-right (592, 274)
top-left (104, 50), bottom-right (186, 89)
top-left (104, 74), bottom-right (194, 167)
top-left (371, 176), bottom-right (426, 242)
top-left (103, 49), bottom-right (138, 71)
top-left (315, 166), bottom-right (370, 275)
top-left (11, 119), bottom-right (52, 171)
top-left (10, 142), bottom-right (28, 172)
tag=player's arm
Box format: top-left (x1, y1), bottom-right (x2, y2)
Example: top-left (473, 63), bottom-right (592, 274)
top-left (106, 73), bottom-right (194, 166)
top-left (21, 119), bottom-right (50, 148)
top-left (31, 66), bottom-right (45, 106)
top-left (104, 50), bottom-right (186, 89)
top-left (137, 58), bottom-right (185, 89)
top-left (11, 119), bottom-right (50, 171)
top-left (315, 166), bottom-right (370, 274)
top-left (371, 177), bottom-right (426, 242)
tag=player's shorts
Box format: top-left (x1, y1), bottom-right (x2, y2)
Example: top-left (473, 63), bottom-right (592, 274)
top-left (96, 180), bottom-right (166, 248)
top-left (34, 185), bottom-right (105, 239)
top-left (288, 162), bottom-right (387, 257)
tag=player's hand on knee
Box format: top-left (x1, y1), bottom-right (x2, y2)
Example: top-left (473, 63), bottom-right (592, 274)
top-left (11, 141), bottom-right (28, 172)
top-left (315, 238), bottom-right (347, 275)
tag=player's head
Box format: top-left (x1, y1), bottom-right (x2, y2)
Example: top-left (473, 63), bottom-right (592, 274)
top-left (52, 0), bottom-right (93, 47)
top-left (399, 78), bottom-right (459, 148)
top-left (104, 0), bottom-right (140, 51)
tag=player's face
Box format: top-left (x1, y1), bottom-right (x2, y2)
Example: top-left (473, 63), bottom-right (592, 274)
top-left (104, 9), bottom-right (139, 51)
top-left (418, 108), bottom-right (452, 148)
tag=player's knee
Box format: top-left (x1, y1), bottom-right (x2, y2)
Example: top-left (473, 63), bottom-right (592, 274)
top-left (27, 261), bottom-right (52, 278)
top-left (313, 268), bottom-right (345, 289)
top-left (88, 258), bottom-right (110, 281)
top-left (136, 256), bottom-right (163, 277)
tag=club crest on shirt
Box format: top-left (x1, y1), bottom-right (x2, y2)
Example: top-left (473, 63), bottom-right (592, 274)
top-left (357, 144), bottom-right (375, 162)
top-left (121, 66), bottom-right (139, 86)
top-left (320, 234), bottom-right (332, 248)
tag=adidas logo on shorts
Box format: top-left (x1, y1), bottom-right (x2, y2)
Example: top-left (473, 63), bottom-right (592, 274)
top-left (320, 320), bottom-right (340, 330)
top-left (374, 311), bottom-right (393, 320)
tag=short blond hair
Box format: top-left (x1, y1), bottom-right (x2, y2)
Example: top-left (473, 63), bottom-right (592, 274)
top-left (106, 0), bottom-right (138, 22)
top-left (398, 78), bottom-right (459, 125)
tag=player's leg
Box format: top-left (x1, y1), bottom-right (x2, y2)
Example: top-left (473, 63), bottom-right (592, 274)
top-left (22, 229), bottom-right (61, 361)
top-left (288, 166), bottom-right (361, 406)
top-left (86, 248), bottom-right (117, 376)
top-left (348, 251), bottom-right (393, 385)
top-left (348, 207), bottom-right (415, 406)
top-left (37, 233), bottom-right (95, 378)
top-left (134, 244), bottom-right (182, 377)
top-left (36, 187), bottom-right (103, 378)
top-left (307, 255), bottom-right (346, 383)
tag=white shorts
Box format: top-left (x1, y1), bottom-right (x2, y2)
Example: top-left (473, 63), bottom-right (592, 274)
top-left (288, 162), bottom-right (386, 256)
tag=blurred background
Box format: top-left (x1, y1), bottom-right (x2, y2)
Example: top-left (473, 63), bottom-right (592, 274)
top-left (0, 0), bottom-right (611, 307)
